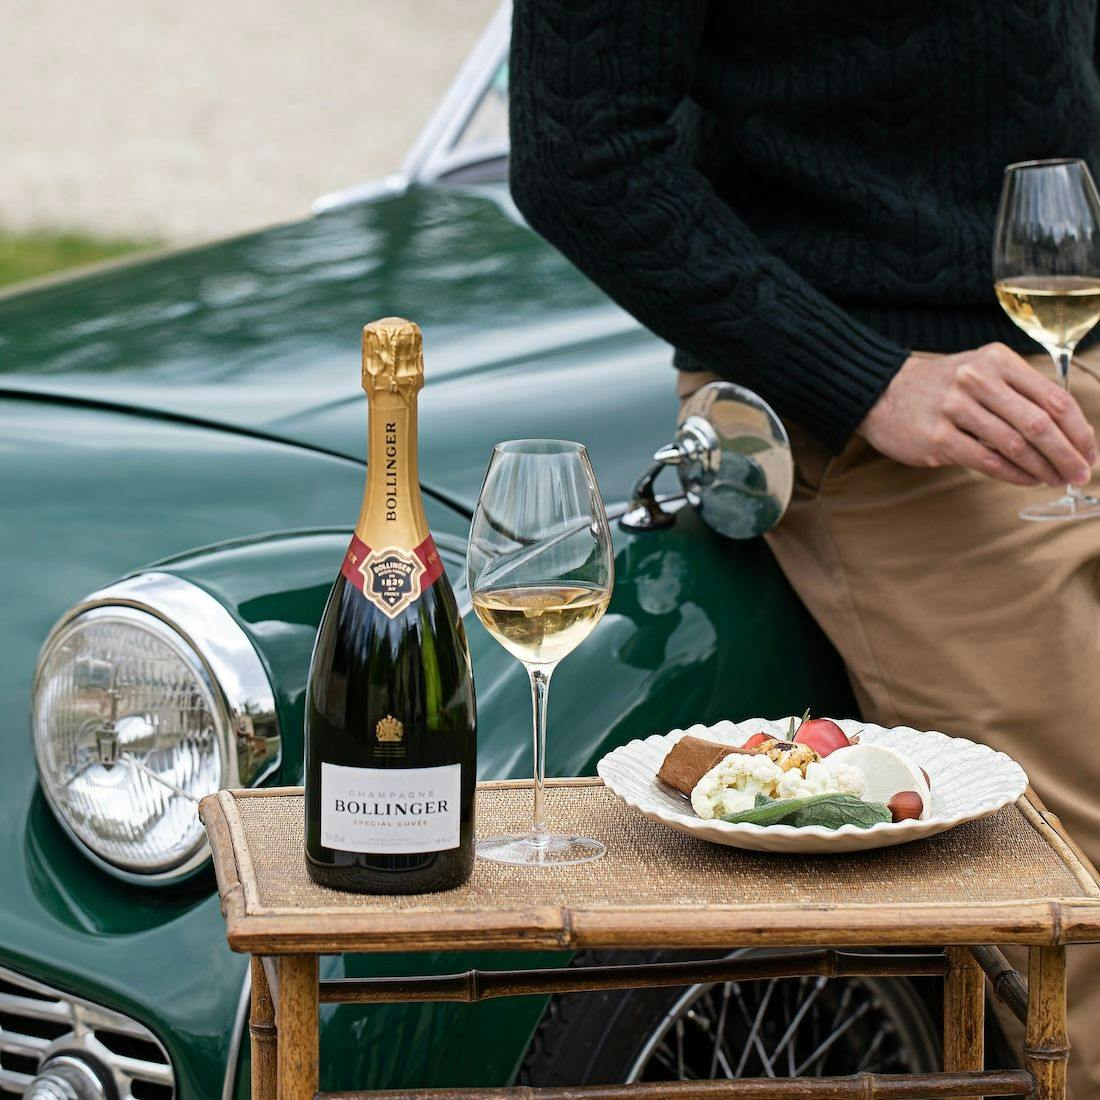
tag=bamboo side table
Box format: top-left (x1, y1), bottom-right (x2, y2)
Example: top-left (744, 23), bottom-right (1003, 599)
top-left (200, 778), bottom-right (1100, 1100)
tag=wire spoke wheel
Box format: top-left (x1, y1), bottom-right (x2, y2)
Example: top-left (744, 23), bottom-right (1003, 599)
top-left (519, 950), bottom-right (943, 1090)
top-left (627, 972), bottom-right (933, 1082)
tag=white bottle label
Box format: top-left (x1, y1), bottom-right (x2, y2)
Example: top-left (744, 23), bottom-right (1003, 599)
top-left (320, 761), bottom-right (461, 854)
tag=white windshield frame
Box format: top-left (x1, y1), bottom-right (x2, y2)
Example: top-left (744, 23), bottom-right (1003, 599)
top-left (313, 2), bottom-right (511, 213)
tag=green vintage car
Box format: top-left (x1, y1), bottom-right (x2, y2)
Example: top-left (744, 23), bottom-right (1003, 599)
top-left (0, 8), bottom-right (976, 1098)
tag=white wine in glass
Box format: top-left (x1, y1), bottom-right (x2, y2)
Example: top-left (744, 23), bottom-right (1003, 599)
top-left (994, 277), bottom-right (1100, 353)
top-left (471, 583), bottom-right (612, 666)
top-left (993, 158), bottom-right (1100, 521)
top-left (467, 440), bottom-right (614, 866)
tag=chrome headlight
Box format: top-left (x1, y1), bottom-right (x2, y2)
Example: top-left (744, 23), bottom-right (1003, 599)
top-left (26, 1055), bottom-right (109, 1100)
top-left (32, 572), bottom-right (281, 883)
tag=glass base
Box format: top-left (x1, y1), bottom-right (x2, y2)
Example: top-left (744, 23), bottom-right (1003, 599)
top-left (1020, 493), bottom-right (1100, 522)
top-left (476, 831), bottom-right (606, 866)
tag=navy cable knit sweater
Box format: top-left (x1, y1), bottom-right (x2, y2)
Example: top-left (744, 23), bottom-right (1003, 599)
top-left (509, 0), bottom-right (1100, 451)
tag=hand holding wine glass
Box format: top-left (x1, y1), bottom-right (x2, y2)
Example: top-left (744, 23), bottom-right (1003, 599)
top-left (994, 157), bottom-right (1100, 520)
top-left (858, 342), bottom-right (1096, 488)
top-left (467, 440), bottom-right (614, 865)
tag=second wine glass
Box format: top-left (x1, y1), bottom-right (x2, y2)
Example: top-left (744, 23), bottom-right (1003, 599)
top-left (467, 439), bottom-right (614, 866)
top-left (993, 157), bottom-right (1100, 520)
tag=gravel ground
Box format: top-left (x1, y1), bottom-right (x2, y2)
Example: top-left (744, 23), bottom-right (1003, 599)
top-left (0, 0), bottom-right (499, 243)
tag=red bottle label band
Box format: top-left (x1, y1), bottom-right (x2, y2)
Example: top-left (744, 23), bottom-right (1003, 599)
top-left (341, 532), bottom-right (444, 618)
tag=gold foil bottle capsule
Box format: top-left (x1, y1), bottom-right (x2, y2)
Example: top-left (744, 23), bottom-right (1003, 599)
top-left (362, 317), bottom-right (425, 394)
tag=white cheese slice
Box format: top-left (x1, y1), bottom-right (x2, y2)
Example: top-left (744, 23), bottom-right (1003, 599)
top-left (823, 744), bottom-right (932, 820)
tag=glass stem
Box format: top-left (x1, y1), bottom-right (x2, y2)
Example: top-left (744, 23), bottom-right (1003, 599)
top-left (526, 663), bottom-right (554, 842)
top-left (1052, 346), bottom-right (1081, 504)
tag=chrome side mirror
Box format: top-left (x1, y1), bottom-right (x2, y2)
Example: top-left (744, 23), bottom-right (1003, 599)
top-left (620, 381), bottom-right (794, 539)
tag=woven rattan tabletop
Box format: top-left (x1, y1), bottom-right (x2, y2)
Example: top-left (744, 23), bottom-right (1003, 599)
top-left (200, 779), bottom-right (1100, 955)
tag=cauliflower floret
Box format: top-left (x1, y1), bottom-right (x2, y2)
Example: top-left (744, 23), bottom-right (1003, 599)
top-left (776, 760), bottom-right (866, 801)
top-left (813, 760), bottom-right (865, 798)
top-left (691, 753), bottom-right (786, 820)
top-left (776, 768), bottom-right (817, 800)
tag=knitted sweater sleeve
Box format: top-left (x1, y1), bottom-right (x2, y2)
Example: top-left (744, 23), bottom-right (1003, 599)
top-left (508, 0), bottom-right (909, 452)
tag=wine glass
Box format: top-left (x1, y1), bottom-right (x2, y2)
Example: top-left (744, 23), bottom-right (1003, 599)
top-left (994, 158), bottom-right (1100, 520)
top-left (467, 440), bottom-right (614, 865)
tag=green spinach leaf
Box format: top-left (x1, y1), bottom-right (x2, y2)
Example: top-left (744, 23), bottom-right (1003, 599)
top-left (721, 793), bottom-right (891, 830)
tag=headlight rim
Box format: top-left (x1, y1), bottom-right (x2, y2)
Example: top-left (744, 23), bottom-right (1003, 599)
top-left (31, 571), bottom-right (282, 886)
top-left (33, 603), bottom-right (229, 879)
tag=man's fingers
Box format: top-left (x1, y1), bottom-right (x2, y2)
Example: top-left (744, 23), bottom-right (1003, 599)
top-left (950, 402), bottom-right (1062, 486)
top-left (942, 428), bottom-right (1041, 487)
top-left (962, 372), bottom-right (1093, 486)
top-left (1001, 356), bottom-right (1098, 465)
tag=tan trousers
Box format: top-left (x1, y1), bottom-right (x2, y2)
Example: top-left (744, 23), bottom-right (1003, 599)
top-left (679, 348), bottom-right (1100, 1098)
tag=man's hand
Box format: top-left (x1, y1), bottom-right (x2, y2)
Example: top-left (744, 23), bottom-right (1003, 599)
top-left (858, 344), bottom-right (1097, 487)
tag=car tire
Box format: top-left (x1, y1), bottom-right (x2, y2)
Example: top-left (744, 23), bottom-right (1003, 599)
top-left (518, 948), bottom-right (945, 1088)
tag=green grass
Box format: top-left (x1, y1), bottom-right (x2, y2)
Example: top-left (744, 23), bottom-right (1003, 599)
top-left (0, 228), bottom-right (159, 289)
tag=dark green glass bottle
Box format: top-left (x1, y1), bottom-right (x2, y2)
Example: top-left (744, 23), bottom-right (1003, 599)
top-left (304, 318), bottom-right (476, 894)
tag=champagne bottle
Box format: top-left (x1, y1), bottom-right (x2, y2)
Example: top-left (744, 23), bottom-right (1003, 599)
top-left (305, 317), bottom-right (476, 894)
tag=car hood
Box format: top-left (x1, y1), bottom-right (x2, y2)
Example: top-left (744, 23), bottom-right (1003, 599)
top-left (0, 185), bottom-right (675, 510)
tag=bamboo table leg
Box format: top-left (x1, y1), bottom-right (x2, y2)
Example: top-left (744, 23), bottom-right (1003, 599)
top-left (943, 948), bottom-right (984, 1100)
top-left (1025, 946), bottom-right (1070, 1100)
top-left (250, 957), bottom-right (277, 1100)
top-left (277, 954), bottom-right (319, 1100)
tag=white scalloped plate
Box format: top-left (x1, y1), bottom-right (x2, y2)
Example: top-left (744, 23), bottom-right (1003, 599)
top-left (596, 717), bottom-right (1028, 854)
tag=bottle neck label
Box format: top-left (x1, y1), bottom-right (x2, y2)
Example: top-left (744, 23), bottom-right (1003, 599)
top-left (357, 395), bottom-right (429, 543)
top-left (347, 391), bottom-right (440, 617)
top-left (341, 532), bottom-right (444, 618)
